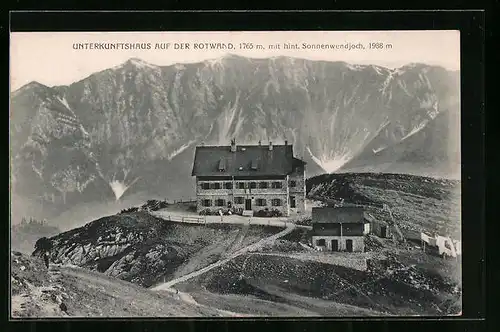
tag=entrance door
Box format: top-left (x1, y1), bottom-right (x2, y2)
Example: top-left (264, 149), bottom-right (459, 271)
top-left (380, 226), bottom-right (387, 238)
top-left (331, 239), bottom-right (339, 251)
top-left (245, 199), bottom-right (252, 210)
top-left (290, 195), bottom-right (296, 208)
top-left (346, 239), bottom-right (353, 252)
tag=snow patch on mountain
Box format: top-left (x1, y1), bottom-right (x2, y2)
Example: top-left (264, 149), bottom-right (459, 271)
top-left (401, 121), bottom-right (429, 141)
top-left (167, 140), bottom-right (196, 161)
top-left (56, 96), bottom-right (72, 111)
top-left (372, 146), bottom-right (387, 154)
top-left (345, 63), bottom-right (364, 71)
top-left (216, 94), bottom-right (244, 144)
top-left (307, 147), bottom-right (352, 173)
top-left (108, 178), bottom-right (140, 201)
top-left (371, 65), bottom-right (386, 76)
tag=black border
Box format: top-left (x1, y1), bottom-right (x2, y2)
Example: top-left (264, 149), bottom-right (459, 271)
top-left (5, 10), bottom-right (486, 332)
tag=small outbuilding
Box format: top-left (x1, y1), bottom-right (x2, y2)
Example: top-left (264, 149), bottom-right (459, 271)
top-left (311, 206), bottom-right (370, 252)
top-left (364, 212), bottom-right (392, 239)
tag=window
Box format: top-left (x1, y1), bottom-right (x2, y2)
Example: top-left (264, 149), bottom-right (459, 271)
top-left (218, 158), bottom-right (226, 172)
top-left (256, 198), bottom-right (266, 206)
top-left (202, 199), bottom-right (212, 207)
top-left (316, 238), bottom-right (326, 246)
top-left (289, 180), bottom-right (297, 188)
top-left (249, 182), bottom-right (257, 189)
top-left (215, 198), bottom-right (225, 207)
top-left (201, 183), bottom-right (210, 190)
top-left (210, 182), bottom-right (221, 190)
top-left (271, 181), bottom-right (283, 189)
top-left (272, 199), bottom-right (282, 206)
top-left (238, 182), bottom-right (245, 189)
top-left (234, 197), bottom-right (244, 204)
top-left (224, 182), bottom-right (233, 189)
top-left (259, 182), bottom-right (268, 189)
top-left (290, 196), bottom-right (296, 208)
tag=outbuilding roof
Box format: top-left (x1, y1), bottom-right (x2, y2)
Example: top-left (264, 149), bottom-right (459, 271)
top-left (312, 206), bottom-right (368, 224)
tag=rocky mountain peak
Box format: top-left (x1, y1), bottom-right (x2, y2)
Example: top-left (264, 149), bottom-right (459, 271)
top-left (10, 55), bottom-right (460, 222)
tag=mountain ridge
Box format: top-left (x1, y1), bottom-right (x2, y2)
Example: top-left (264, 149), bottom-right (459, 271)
top-left (10, 55), bottom-right (460, 223)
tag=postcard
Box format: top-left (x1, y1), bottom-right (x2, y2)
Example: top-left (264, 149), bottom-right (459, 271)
top-left (10, 30), bottom-right (461, 317)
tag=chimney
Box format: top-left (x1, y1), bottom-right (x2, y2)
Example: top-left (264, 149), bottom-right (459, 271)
top-left (230, 138), bottom-right (237, 152)
top-left (285, 140), bottom-right (288, 146)
top-left (258, 140), bottom-right (261, 146)
top-left (269, 141), bottom-right (273, 151)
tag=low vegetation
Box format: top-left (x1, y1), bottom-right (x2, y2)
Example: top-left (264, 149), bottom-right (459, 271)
top-left (306, 172), bottom-right (461, 239)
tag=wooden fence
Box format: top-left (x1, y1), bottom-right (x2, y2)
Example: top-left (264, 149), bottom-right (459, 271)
top-left (162, 214), bottom-right (206, 224)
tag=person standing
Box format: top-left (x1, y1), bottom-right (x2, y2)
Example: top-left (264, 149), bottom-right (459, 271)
top-left (33, 237), bottom-right (53, 269)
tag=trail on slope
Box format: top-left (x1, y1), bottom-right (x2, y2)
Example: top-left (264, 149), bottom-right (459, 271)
top-left (151, 224), bottom-right (295, 291)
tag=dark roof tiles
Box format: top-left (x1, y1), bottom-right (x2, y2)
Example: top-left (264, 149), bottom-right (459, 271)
top-left (312, 207), bottom-right (368, 224)
top-left (192, 144), bottom-right (304, 176)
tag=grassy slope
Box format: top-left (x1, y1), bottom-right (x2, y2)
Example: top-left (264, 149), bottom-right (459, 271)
top-left (11, 251), bottom-right (223, 317)
top-left (306, 172), bottom-right (461, 239)
top-left (178, 251), bottom-right (461, 316)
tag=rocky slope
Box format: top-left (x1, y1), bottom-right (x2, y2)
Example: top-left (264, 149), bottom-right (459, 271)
top-left (35, 212), bottom-right (279, 287)
top-left (10, 251), bottom-right (222, 317)
top-left (10, 55), bottom-right (460, 222)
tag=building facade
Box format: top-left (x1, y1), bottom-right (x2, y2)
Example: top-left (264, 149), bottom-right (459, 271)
top-left (191, 140), bottom-right (306, 217)
top-left (311, 207), bottom-right (370, 252)
top-left (364, 212), bottom-right (392, 239)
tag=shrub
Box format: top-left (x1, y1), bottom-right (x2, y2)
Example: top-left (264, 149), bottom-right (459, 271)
top-left (254, 209), bottom-right (283, 217)
top-left (33, 237), bottom-right (53, 254)
top-left (199, 209), bottom-right (213, 216)
top-left (294, 217), bottom-right (312, 226)
top-left (120, 207), bottom-right (139, 214)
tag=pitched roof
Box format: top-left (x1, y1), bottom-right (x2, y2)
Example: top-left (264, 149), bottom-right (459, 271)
top-left (312, 207), bottom-right (368, 224)
top-left (192, 144), bottom-right (304, 176)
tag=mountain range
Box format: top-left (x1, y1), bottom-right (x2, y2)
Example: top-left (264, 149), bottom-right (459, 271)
top-left (10, 55), bottom-right (460, 222)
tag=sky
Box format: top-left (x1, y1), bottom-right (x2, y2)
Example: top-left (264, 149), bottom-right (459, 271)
top-left (10, 30), bottom-right (460, 91)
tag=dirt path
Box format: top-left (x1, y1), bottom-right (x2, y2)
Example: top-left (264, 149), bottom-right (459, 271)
top-left (151, 210), bottom-right (311, 230)
top-left (160, 287), bottom-right (251, 317)
top-left (151, 224), bottom-right (295, 291)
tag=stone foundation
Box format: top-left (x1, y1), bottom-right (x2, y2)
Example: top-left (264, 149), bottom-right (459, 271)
top-left (312, 235), bottom-right (365, 252)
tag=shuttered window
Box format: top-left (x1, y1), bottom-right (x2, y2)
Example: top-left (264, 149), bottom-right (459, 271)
top-left (256, 199), bottom-right (266, 206)
top-left (272, 182), bottom-right (283, 189)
